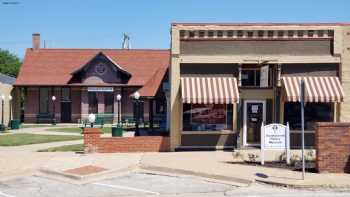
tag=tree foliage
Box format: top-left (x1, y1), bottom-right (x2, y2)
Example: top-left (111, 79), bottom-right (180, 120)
top-left (0, 49), bottom-right (21, 77)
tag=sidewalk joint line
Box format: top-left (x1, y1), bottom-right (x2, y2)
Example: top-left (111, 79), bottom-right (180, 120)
top-left (93, 182), bottom-right (160, 195)
top-left (0, 191), bottom-right (16, 197)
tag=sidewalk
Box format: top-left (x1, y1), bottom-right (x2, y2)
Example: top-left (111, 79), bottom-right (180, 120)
top-left (140, 151), bottom-right (350, 188)
top-left (1, 145), bottom-right (350, 188)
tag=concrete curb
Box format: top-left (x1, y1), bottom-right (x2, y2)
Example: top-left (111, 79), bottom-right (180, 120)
top-left (38, 165), bottom-right (138, 183)
top-left (256, 178), bottom-right (350, 190)
top-left (140, 164), bottom-right (254, 186)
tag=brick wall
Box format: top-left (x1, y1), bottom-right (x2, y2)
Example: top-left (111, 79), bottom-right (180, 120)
top-left (83, 128), bottom-right (170, 153)
top-left (316, 122), bottom-right (350, 173)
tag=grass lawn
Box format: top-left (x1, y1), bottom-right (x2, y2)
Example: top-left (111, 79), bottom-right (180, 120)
top-left (38, 144), bottom-right (84, 152)
top-left (46, 127), bottom-right (112, 134)
top-left (0, 134), bottom-right (82, 146)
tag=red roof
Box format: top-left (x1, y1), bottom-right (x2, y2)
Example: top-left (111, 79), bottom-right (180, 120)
top-left (15, 48), bottom-right (170, 96)
top-left (172, 22), bottom-right (350, 26)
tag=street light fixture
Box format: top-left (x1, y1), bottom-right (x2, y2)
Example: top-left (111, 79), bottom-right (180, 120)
top-left (133, 91), bottom-right (140, 136)
top-left (88, 113), bottom-right (96, 128)
top-left (116, 94), bottom-right (122, 126)
top-left (51, 96), bottom-right (56, 125)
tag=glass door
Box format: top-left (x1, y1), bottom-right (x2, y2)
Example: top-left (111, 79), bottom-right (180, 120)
top-left (243, 100), bottom-right (266, 146)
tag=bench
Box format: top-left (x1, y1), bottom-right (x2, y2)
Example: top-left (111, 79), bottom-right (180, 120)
top-left (36, 113), bottom-right (54, 123)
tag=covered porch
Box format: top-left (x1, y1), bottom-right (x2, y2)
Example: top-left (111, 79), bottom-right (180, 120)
top-left (17, 85), bottom-right (168, 132)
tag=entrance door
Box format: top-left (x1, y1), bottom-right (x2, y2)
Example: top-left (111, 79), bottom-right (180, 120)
top-left (243, 100), bottom-right (266, 146)
top-left (61, 101), bottom-right (72, 123)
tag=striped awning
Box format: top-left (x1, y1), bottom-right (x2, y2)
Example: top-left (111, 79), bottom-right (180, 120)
top-left (181, 77), bottom-right (239, 104)
top-left (281, 76), bottom-right (345, 102)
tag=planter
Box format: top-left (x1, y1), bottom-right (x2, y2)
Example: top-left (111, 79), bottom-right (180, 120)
top-left (112, 126), bottom-right (123, 137)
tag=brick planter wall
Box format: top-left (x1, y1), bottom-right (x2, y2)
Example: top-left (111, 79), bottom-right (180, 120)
top-left (316, 122), bottom-right (350, 173)
top-left (83, 128), bottom-right (170, 153)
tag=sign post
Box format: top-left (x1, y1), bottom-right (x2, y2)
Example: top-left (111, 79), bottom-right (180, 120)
top-left (300, 79), bottom-right (306, 180)
top-left (261, 123), bottom-right (290, 165)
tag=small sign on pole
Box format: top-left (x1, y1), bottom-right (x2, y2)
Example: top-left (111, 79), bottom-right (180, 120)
top-left (261, 123), bottom-right (290, 165)
top-left (300, 79), bottom-right (306, 180)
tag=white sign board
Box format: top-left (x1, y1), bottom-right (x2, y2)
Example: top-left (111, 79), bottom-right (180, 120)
top-left (264, 124), bottom-right (287, 149)
top-left (260, 65), bottom-right (269, 87)
top-left (261, 123), bottom-right (290, 165)
top-left (87, 87), bottom-right (114, 92)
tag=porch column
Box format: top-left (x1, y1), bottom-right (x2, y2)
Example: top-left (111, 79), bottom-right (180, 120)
top-left (277, 64), bottom-right (282, 87)
top-left (12, 87), bottom-right (21, 120)
top-left (238, 64), bottom-right (242, 87)
top-left (113, 88), bottom-right (122, 123)
top-left (53, 87), bottom-right (61, 121)
top-left (81, 89), bottom-right (88, 120)
top-left (97, 92), bottom-right (104, 114)
top-left (149, 99), bottom-right (154, 131)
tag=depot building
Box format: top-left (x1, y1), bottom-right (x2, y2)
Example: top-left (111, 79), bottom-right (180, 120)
top-left (169, 23), bottom-right (350, 151)
top-left (14, 34), bottom-right (170, 126)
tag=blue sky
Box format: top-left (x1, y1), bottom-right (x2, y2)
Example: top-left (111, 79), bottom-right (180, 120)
top-left (0, 0), bottom-right (349, 58)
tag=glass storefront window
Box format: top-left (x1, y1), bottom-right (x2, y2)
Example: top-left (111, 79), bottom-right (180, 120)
top-left (284, 102), bottom-right (333, 130)
top-left (183, 104), bottom-right (233, 131)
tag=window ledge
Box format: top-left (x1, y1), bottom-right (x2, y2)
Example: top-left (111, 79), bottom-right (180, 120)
top-left (182, 130), bottom-right (236, 135)
top-left (290, 130), bottom-right (315, 134)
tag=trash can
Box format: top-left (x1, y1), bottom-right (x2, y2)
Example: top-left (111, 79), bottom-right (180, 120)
top-left (112, 126), bottom-right (123, 137)
top-left (10, 119), bottom-right (21, 130)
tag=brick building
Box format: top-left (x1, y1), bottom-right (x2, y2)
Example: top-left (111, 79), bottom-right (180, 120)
top-left (14, 34), bottom-right (170, 126)
top-left (169, 23), bottom-right (350, 151)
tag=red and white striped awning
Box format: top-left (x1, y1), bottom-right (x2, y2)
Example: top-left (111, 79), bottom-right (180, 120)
top-left (181, 77), bottom-right (239, 104)
top-left (282, 76), bottom-right (345, 103)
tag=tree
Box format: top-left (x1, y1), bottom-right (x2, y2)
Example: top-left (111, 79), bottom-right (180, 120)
top-left (0, 49), bottom-right (21, 77)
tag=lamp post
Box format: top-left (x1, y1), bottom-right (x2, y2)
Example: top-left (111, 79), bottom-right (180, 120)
top-left (0, 95), bottom-right (5, 131)
top-left (133, 91), bottom-right (140, 136)
top-left (51, 96), bottom-right (56, 125)
top-left (8, 95), bottom-right (12, 127)
top-left (116, 94), bottom-right (122, 126)
top-left (88, 113), bottom-right (96, 128)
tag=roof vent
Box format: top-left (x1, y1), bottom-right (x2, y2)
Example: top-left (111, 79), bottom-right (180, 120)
top-left (122, 33), bottom-right (130, 49)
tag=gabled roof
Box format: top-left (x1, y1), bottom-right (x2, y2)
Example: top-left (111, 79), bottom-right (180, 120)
top-left (137, 67), bottom-right (168, 97)
top-left (15, 48), bottom-right (170, 97)
top-left (71, 51), bottom-right (131, 77)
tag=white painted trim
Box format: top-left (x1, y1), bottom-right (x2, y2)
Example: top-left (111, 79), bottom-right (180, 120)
top-left (243, 100), bottom-right (266, 146)
top-left (178, 146), bottom-right (234, 149)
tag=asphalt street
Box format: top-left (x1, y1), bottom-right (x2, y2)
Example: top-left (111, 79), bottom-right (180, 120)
top-left (0, 172), bottom-right (350, 197)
